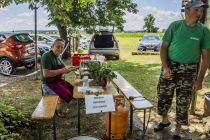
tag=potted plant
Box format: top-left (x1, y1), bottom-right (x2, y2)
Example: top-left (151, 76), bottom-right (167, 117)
top-left (83, 61), bottom-right (117, 87)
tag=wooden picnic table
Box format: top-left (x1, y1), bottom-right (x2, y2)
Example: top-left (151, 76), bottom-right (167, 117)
top-left (73, 81), bottom-right (119, 136)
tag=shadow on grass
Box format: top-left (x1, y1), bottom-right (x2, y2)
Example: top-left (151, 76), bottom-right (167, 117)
top-left (109, 59), bottom-right (161, 107)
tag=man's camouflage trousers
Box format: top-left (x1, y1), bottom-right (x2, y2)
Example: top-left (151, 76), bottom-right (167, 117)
top-left (157, 60), bottom-right (198, 125)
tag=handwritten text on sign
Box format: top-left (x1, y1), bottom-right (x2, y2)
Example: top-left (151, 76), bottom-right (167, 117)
top-left (85, 94), bottom-right (115, 114)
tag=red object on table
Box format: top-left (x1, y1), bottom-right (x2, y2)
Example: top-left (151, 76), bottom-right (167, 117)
top-left (71, 54), bottom-right (92, 66)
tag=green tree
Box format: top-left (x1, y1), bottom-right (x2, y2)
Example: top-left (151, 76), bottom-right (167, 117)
top-left (46, 0), bottom-right (138, 38)
top-left (0, 0), bottom-right (138, 57)
top-left (143, 14), bottom-right (159, 32)
top-left (0, 0), bottom-right (138, 37)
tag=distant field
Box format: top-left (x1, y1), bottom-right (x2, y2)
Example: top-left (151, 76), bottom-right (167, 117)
top-left (115, 32), bottom-right (164, 38)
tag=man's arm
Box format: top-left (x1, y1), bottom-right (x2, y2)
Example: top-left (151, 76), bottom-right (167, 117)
top-left (160, 40), bottom-right (170, 68)
top-left (41, 53), bottom-right (71, 78)
top-left (43, 68), bottom-right (70, 78)
top-left (193, 48), bottom-right (210, 91)
top-left (160, 40), bottom-right (172, 79)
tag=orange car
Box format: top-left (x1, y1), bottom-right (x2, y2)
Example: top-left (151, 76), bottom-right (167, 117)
top-left (0, 32), bottom-right (37, 75)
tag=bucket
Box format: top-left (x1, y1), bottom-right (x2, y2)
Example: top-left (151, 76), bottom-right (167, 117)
top-left (67, 136), bottom-right (99, 140)
top-left (204, 92), bottom-right (210, 117)
top-left (71, 54), bottom-right (92, 66)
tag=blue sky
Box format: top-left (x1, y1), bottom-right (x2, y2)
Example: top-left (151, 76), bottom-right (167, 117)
top-left (0, 0), bottom-right (182, 31)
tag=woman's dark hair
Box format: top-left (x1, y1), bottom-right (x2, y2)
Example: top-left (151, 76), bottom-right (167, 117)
top-left (55, 38), bottom-right (65, 43)
top-left (52, 38), bottom-right (65, 48)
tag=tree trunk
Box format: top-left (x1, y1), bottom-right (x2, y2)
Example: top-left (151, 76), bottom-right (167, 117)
top-left (56, 23), bottom-right (70, 59)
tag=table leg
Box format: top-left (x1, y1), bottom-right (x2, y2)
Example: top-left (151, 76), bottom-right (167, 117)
top-left (108, 112), bottom-right (111, 140)
top-left (53, 116), bottom-right (56, 140)
top-left (143, 109), bottom-right (146, 132)
top-left (130, 104), bottom-right (133, 133)
top-left (38, 121), bottom-right (42, 140)
top-left (77, 99), bottom-right (80, 135)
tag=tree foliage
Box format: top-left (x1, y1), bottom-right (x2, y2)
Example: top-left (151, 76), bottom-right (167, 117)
top-left (45, 0), bottom-right (138, 34)
top-left (0, 0), bottom-right (138, 57)
top-left (0, 0), bottom-right (138, 34)
top-left (143, 14), bottom-right (159, 33)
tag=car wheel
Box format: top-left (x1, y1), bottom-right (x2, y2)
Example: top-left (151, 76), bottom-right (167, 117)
top-left (115, 56), bottom-right (120, 60)
top-left (154, 49), bottom-right (160, 52)
top-left (139, 48), bottom-right (146, 51)
top-left (0, 58), bottom-right (15, 75)
top-left (25, 63), bottom-right (35, 69)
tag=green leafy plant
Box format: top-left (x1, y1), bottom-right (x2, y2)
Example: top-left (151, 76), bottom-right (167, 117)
top-left (83, 61), bottom-right (117, 84)
top-left (0, 95), bottom-right (31, 139)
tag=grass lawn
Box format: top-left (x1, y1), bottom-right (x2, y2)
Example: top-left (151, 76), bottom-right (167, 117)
top-left (0, 32), bottom-right (210, 139)
top-left (111, 35), bottom-right (161, 106)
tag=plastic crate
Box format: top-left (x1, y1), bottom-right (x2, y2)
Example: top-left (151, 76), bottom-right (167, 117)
top-left (71, 54), bottom-right (91, 66)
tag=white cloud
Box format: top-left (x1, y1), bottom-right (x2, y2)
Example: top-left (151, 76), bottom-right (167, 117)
top-left (143, 6), bottom-right (181, 30)
top-left (0, 8), bottom-right (8, 13)
top-left (123, 12), bottom-right (144, 31)
top-left (17, 12), bottom-right (33, 17)
top-left (42, 10), bottom-right (49, 16)
top-left (0, 17), bottom-right (55, 31)
top-left (124, 6), bottom-right (181, 31)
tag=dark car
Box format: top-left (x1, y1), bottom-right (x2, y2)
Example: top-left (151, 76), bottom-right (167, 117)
top-left (49, 35), bottom-right (61, 40)
top-left (38, 44), bottom-right (51, 56)
top-left (89, 31), bottom-right (119, 59)
top-left (138, 34), bottom-right (161, 52)
top-left (27, 43), bottom-right (51, 56)
top-left (30, 34), bottom-right (55, 46)
top-left (0, 32), bottom-right (37, 75)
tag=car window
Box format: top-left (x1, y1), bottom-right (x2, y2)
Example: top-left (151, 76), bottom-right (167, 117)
top-left (13, 34), bottom-right (33, 43)
top-left (142, 36), bottom-right (160, 41)
top-left (0, 34), bottom-right (6, 42)
top-left (94, 34), bottom-right (114, 48)
top-left (39, 36), bottom-right (45, 41)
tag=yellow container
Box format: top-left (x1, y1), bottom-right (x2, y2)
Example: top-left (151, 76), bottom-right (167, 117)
top-left (106, 96), bottom-right (128, 139)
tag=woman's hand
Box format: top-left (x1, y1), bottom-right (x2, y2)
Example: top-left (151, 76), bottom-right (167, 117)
top-left (61, 67), bottom-right (71, 74)
top-left (66, 66), bottom-right (77, 71)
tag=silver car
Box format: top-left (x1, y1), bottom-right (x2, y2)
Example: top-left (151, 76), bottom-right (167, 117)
top-left (89, 31), bottom-right (119, 59)
top-left (30, 34), bottom-right (55, 46)
top-left (138, 34), bottom-right (161, 52)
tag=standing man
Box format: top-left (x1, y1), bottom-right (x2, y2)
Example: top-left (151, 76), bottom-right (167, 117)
top-left (154, 0), bottom-right (210, 140)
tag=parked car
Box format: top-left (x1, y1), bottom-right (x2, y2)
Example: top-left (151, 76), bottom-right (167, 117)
top-left (0, 32), bottom-right (37, 75)
top-left (30, 34), bottom-right (55, 46)
top-left (38, 44), bottom-right (51, 56)
top-left (49, 35), bottom-right (60, 40)
top-left (137, 34), bottom-right (161, 52)
top-left (89, 31), bottom-right (120, 59)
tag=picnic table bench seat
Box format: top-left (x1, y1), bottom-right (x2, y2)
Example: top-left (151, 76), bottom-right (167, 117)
top-left (112, 71), bottom-right (153, 135)
top-left (32, 94), bottom-right (59, 140)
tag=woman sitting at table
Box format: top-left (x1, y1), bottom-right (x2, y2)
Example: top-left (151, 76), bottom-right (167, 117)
top-left (40, 38), bottom-right (75, 117)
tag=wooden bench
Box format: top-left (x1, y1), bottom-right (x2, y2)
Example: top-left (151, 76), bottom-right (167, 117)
top-left (112, 71), bottom-right (153, 135)
top-left (32, 94), bottom-right (59, 140)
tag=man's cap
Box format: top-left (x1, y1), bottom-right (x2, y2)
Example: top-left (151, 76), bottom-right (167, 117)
top-left (185, 0), bottom-right (209, 9)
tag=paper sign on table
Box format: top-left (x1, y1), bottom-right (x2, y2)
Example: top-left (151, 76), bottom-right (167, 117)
top-left (85, 94), bottom-right (115, 114)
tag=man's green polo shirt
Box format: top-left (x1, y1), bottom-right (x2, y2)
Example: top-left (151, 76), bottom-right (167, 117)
top-left (163, 20), bottom-right (210, 64)
top-left (40, 51), bottom-right (63, 83)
